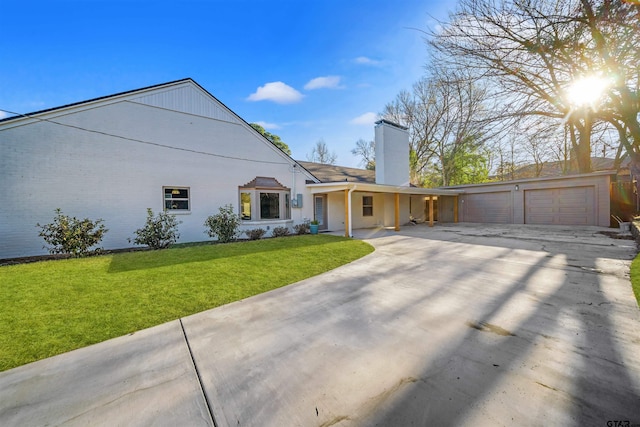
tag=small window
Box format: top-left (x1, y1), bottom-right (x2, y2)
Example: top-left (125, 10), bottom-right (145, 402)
top-left (363, 195), bottom-right (373, 217)
top-left (241, 192), bottom-right (252, 220)
top-left (164, 187), bottom-right (190, 211)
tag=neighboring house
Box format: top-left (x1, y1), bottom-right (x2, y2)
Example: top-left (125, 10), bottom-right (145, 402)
top-left (0, 79), bottom-right (458, 259)
top-left (499, 156), bottom-right (630, 180)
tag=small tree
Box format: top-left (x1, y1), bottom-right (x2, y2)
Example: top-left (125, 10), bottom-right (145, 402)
top-left (37, 208), bottom-right (108, 257)
top-left (130, 208), bottom-right (181, 249)
top-left (306, 139), bottom-right (338, 164)
top-left (204, 204), bottom-right (241, 243)
top-left (351, 139), bottom-right (375, 170)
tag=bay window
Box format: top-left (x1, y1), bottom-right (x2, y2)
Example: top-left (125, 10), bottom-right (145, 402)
top-left (239, 177), bottom-right (291, 221)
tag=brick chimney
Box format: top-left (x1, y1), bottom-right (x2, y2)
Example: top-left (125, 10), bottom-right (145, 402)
top-left (374, 119), bottom-right (410, 186)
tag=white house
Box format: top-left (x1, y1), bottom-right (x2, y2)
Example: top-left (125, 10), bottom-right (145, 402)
top-left (0, 79), bottom-right (320, 259)
top-left (1, 79), bottom-right (459, 260)
top-left (3, 78), bottom-right (612, 260)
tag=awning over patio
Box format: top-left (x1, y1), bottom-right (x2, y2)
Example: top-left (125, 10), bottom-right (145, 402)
top-left (306, 182), bottom-right (463, 237)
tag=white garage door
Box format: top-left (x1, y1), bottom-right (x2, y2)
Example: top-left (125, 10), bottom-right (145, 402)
top-left (463, 192), bottom-right (512, 223)
top-left (525, 186), bottom-right (595, 225)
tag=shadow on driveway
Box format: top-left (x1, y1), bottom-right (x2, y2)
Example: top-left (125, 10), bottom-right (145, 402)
top-left (185, 223), bottom-right (640, 426)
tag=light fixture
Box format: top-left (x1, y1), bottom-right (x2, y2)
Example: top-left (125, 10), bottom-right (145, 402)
top-left (172, 189), bottom-right (180, 195)
top-left (515, 185), bottom-right (519, 191)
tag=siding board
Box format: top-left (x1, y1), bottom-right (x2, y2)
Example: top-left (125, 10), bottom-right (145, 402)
top-left (131, 86), bottom-right (239, 123)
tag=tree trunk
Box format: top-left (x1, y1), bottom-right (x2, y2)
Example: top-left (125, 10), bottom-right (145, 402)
top-left (569, 116), bottom-right (592, 174)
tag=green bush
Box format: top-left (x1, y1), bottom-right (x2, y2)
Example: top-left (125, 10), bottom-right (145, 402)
top-left (272, 226), bottom-right (290, 237)
top-left (204, 204), bottom-right (241, 243)
top-left (130, 208), bottom-right (181, 249)
top-left (37, 208), bottom-right (108, 257)
top-left (245, 228), bottom-right (266, 240)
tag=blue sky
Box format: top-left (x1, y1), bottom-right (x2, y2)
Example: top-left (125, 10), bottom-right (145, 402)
top-left (1, 0), bottom-right (455, 167)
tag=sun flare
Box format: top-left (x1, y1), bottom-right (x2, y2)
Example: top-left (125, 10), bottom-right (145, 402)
top-left (566, 75), bottom-right (611, 108)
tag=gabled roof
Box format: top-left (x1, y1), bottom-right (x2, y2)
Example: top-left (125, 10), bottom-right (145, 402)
top-left (296, 161), bottom-right (375, 183)
top-left (0, 78), bottom-right (321, 183)
top-left (0, 78), bottom-right (196, 124)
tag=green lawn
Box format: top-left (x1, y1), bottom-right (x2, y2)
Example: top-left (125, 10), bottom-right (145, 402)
top-left (630, 252), bottom-right (640, 307)
top-left (0, 235), bottom-right (373, 371)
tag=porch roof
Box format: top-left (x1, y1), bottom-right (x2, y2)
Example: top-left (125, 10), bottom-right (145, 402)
top-left (306, 181), bottom-right (463, 196)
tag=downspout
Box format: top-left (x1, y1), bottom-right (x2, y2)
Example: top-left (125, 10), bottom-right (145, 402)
top-left (291, 164), bottom-right (296, 198)
top-left (291, 163), bottom-right (297, 221)
top-left (347, 184), bottom-right (356, 237)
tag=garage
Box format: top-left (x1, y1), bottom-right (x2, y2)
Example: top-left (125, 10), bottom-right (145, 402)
top-left (525, 186), bottom-right (596, 225)
top-left (462, 191), bottom-right (512, 223)
top-left (447, 171), bottom-right (614, 227)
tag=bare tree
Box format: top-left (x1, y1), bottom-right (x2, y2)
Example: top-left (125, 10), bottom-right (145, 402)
top-left (306, 139), bottom-right (337, 165)
top-left (430, 0), bottom-right (640, 174)
top-left (383, 65), bottom-right (492, 186)
top-left (351, 139), bottom-right (375, 170)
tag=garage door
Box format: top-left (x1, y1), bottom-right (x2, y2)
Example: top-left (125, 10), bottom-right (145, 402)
top-left (463, 192), bottom-right (512, 223)
top-left (525, 186), bottom-right (595, 225)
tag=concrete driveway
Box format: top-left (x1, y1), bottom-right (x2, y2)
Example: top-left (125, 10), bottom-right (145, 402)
top-left (1, 224), bottom-right (639, 426)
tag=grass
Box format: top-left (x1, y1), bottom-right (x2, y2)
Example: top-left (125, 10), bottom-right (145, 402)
top-left (0, 235), bottom-right (373, 371)
top-left (630, 252), bottom-right (640, 307)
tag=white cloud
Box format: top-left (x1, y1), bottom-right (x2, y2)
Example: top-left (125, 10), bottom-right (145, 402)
top-left (350, 112), bottom-right (378, 126)
top-left (254, 121), bottom-right (281, 130)
top-left (353, 56), bottom-right (382, 66)
top-left (304, 76), bottom-right (343, 90)
top-left (247, 82), bottom-right (303, 104)
top-left (0, 111), bottom-right (9, 119)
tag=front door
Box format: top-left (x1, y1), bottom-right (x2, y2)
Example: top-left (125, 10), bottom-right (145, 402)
top-left (314, 195), bottom-right (328, 230)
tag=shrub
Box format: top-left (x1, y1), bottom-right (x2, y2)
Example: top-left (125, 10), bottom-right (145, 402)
top-left (293, 222), bottom-right (310, 235)
top-left (130, 208), bottom-right (181, 249)
top-left (37, 208), bottom-right (108, 257)
top-left (204, 204), bottom-right (241, 243)
top-left (272, 226), bottom-right (290, 237)
top-left (245, 228), bottom-right (266, 240)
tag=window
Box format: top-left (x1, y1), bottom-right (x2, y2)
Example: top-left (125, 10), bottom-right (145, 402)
top-left (164, 187), bottom-right (190, 211)
top-left (260, 192), bottom-right (280, 219)
top-left (241, 192), bottom-right (252, 220)
top-left (239, 177), bottom-right (291, 221)
top-left (363, 195), bottom-right (373, 217)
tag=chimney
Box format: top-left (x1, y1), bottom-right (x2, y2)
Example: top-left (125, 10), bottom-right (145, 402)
top-left (374, 119), bottom-right (410, 186)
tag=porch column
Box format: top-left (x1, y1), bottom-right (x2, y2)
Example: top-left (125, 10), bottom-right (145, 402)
top-left (454, 196), bottom-right (459, 223)
top-left (429, 196), bottom-right (434, 227)
top-left (345, 189), bottom-right (350, 238)
top-left (394, 193), bottom-right (400, 231)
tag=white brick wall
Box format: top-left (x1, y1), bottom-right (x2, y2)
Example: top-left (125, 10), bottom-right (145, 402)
top-left (0, 91), bottom-right (313, 259)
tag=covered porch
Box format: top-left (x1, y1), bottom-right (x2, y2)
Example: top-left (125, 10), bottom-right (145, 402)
top-left (307, 182), bottom-right (463, 237)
